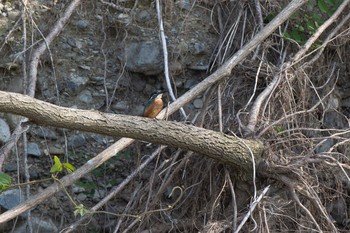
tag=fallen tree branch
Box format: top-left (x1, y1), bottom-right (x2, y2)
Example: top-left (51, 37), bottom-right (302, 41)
top-left (0, 91), bottom-right (263, 173)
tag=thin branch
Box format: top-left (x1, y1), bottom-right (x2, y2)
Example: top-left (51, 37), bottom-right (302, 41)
top-left (21, 1), bottom-right (33, 232)
top-left (155, 0), bottom-right (187, 119)
top-left (234, 185), bottom-right (270, 233)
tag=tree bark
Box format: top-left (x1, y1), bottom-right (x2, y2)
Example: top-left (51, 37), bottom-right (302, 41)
top-left (0, 91), bottom-right (263, 177)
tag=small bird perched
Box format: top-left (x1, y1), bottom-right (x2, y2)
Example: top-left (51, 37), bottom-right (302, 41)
top-left (143, 90), bottom-right (166, 118)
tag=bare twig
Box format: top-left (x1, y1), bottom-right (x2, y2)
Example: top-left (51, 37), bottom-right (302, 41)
top-left (225, 170), bottom-right (237, 231)
top-left (234, 185), bottom-right (270, 233)
top-left (100, 17), bottom-right (109, 111)
top-left (21, 2), bottom-right (33, 231)
top-left (218, 84), bottom-right (223, 132)
top-left (155, 0), bottom-right (187, 119)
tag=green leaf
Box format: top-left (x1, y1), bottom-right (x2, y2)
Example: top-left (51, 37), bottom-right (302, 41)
top-left (324, 0), bottom-right (336, 6)
top-left (311, 13), bottom-right (323, 24)
top-left (50, 156), bottom-right (63, 173)
top-left (74, 204), bottom-right (90, 217)
top-left (290, 29), bottom-right (306, 44)
top-left (274, 125), bottom-right (285, 133)
top-left (63, 163), bottom-right (75, 173)
top-left (0, 173), bottom-right (11, 191)
top-left (306, 20), bottom-right (316, 31)
top-left (318, 0), bottom-right (334, 15)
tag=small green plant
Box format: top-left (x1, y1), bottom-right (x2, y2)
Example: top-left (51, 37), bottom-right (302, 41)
top-left (50, 155), bottom-right (76, 174)
top-left (74, 204), bottom-right (90, 217)
top-left (272, 0), bottom-right (343, 45)
top-left (273, 125), bottom-right (288, 137)
top-left (0, 173), bottom-right (11, 192)
top-left (317, 0), bottom-right (342, 15)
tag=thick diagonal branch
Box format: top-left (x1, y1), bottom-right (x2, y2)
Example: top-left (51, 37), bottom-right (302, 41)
top-left (0, 91), bottom-right (263, 174)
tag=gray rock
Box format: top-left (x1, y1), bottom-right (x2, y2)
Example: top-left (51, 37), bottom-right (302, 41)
top-left (136, 10), bottom-right (152, 23)
top-left (76, 19), bottom-right (89, 29)
top-left (93, 189), bottom-right (106, 202)
top-left (30, 126), bottom-right (58, 140)
top-left (0, 189), bottom-right (24, 211)
top-left (144, 84), bottom-right (155, 94)
top-left (4, 113), bottom-right (22, 129)
top-left (169, 61), bottom-right (183, 75)
top-left (90, 134), bottom-right (108, 145)
top-left (132, 105), bottom-right (146, 116)
top-left (29, 170), bottom-right (39, 179)
top-left (116, 13), bottom-right (132, 25)
top-left (191, 42), bottom-right (206, 55)
top-left (314, 138), bottom-right (335, 154)
top-left (75, 40), bottom-right (84, 49)
top-left (67, 134), bottom-right (86, 148)
top-left (132, 75), bottom-right (147, 92)
top-left (330, 198), bottom-right (346, 225)
top-left (121, 41), bottom-right (163, 75)
top-left (27, 142), bottom-right (41, 157)
top-left (4, 164), bottom-right (17, 172)
top-left (77, 89), bottom-right (93, 104)
top-left (111, 101), bottom-right (129, 111)
top-left (118, 77), bottom-right (131, 87)
top-left (48, 145), bottom-right (65, 155)
top-left (323, 110), bottom-right (347, 129)
top-left (0, 118), bottom-right (10, 144)
top-left (66, 37), bottom-right (77, 48)
top-left (77, 193), bottom-right (87, 202)
top-left (7, 9), bottom-right (20, 21)
top-left (174, 79), bottom-right (184, 87)
top-left (90, 76), bottom-right (105, 85)
top-left (72, 185), bottom-right (85, 193)
top-left (193, 99), bottom-right (203, 109)
top-left (78, 65), bottom-right (91, 70)
top-left (342, 97), bottom-right (350, 107)
top-left (13, 216), bottom-right (58, 233)
top-left (184, 79), bottom-right (199, 89)
top-left (64, 74), bottom-right (89, 94)
top-left (178, 0), bottom-right (191, 10)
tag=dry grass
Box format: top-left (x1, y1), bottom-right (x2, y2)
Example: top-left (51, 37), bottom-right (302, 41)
top-left (111, 1), bottom-right (350, 232)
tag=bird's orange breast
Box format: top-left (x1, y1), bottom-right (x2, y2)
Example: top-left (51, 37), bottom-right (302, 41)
top-left (143, 98), bottom-right (164, 118)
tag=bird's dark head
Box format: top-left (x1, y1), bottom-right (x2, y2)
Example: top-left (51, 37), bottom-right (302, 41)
top-left (149, 90), bottom-right (166, 100)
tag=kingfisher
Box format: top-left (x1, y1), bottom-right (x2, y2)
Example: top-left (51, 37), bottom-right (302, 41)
top-left (143, 90), bottom-right (166, 118)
